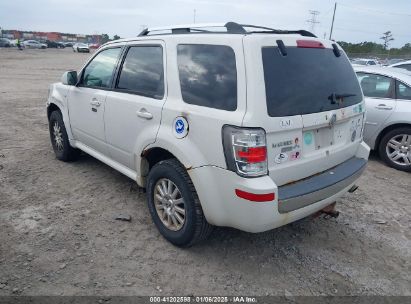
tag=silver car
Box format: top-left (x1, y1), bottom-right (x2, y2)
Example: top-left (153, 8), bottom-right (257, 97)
top-left (23, 40), bottom-right (47, 49)
top-left (389, 60), bottom-right (411, 72)
top-left (354, 66), bottom-right (411, 172)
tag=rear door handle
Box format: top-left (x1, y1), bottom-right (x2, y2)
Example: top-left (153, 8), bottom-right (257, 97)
top-left (90, 99), bottom-right (101, 107)
top-left (136, 108), bottom-right (153, 120)
top-left (375, 104), bottom-right (393, 110)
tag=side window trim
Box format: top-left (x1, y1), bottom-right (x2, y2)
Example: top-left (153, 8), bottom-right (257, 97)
top-left (395, 79), bottom-right (411, 101)
top-left (113, 44), bottom-right (165, 100)
top-left (77, 46), bottom-right (124, 90)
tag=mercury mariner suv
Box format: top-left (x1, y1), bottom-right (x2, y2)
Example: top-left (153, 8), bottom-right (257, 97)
top-left (47, 22), bottom-right (370, 246)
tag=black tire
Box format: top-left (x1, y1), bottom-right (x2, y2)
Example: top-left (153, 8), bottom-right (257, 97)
top-left (378, 127), bottom-right (411, 172)
top-left (147, 159), bottom-right (213, 247)
top-left (48, 111), bottom-right (80, 162)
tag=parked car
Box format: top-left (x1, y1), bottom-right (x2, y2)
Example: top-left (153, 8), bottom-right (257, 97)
top-left (23, 40), bottom-right (47, 49)
top-left (354, 66), bottom-right (411, 171)
top-left (73, 43), bottom-right (90, 53)
top-left (352, 58), bottom-right (380, 66)
top-left (88, 43), bottom-right (101, 49)
top-left (8, 39), bottom-right (20, 47)
top-left (0, 38), bottom-right (11, 47)
top-left (45, 40), bottom-right (65, 48)
top-left (63, 42), bottom-right (74, 47)
top-left (389, 60), bottom-right (411, 72)
top-left (47, 22), bottom-right (369, 246)
top-left (386, 58), bottom-right (405, 66)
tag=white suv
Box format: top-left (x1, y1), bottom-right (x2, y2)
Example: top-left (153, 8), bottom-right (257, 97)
top-left (47, 22), bottom-right (370, 246)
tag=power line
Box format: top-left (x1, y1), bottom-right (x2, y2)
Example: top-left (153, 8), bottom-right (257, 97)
top-left (306, 10), bottom-right (320, 33)
top-left (333, 26), bottom-right (411, 39)
top-left (338, 3), bottom-right (411, 17)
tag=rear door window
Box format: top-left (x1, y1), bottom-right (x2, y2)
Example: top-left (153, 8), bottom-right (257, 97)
top-left (262, 47), bottom-right (363, 117)
top-left (396, 81), bottom-right (411, 100)
top-left (177, 44), bottom-right (237, 111)
top-left (356, 73), bottom-right (394, 98)
top-left (116, 46), bottom-right (164, 99)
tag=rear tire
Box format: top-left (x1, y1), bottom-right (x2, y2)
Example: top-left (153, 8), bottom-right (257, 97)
top-left (147, 159), bottom-right (213, 247)
top-left (378, 127), bottom-right (411, 172)
top-left (49, 111), bottom-right (80, 162)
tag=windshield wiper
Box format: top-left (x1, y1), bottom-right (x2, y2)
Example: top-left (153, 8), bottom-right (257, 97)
top-left (328, 93), bottom-right (356, 104)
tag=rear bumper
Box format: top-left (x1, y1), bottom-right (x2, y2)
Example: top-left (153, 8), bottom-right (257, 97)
top-left (188, 141), bottom-right (369, 233)
top-left (278, 157), bottom-right (367, 213)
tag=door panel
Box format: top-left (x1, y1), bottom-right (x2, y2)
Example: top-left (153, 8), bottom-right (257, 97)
top-left (68, 87), bottom-right (108, 153)
top-left (357, 73), bottom-right (396, 142)
top-left (67, 47), bottom-right (122, 155)
top-left (104, 43), bottom-right (166, 169)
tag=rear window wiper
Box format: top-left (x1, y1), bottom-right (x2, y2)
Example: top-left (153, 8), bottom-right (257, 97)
top-left (328, 93), bottom-right (356, 104)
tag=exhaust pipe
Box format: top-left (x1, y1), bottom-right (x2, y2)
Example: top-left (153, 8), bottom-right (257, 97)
top-left (316, 202), bottom-right (340, 219)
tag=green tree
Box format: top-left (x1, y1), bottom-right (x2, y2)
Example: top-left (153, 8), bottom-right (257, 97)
top-left (380, 31), bottom-right (394, 50)
top-left (113, 34), bottom-right (121, 40)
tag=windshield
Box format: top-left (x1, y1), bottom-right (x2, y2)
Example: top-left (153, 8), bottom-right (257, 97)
top-left (262, 47), bottom-right (363, 117)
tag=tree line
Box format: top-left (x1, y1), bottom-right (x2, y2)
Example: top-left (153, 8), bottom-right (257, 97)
top-left (338, 41), bottom-right (411, 57)
top-left (338, 31), bottom-right (411, 57)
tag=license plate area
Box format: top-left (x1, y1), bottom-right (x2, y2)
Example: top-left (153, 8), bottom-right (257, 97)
top-left (313, 127), bottom-right (333, 150)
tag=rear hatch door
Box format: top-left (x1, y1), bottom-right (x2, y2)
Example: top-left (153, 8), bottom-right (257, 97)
top-left (243, 35), bottom-right (365, 186)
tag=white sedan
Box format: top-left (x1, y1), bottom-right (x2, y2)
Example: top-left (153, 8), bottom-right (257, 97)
top-left (23, 40), bottom-right (47, 49)
top-left (354, 66), bottom-right (411, 171)
top-left (72, 43), bottom-right (90, 53)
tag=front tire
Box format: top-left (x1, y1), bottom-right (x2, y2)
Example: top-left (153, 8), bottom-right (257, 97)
top-left (147, 159), bottom-right (212, 247)
top-left (379, 127), bottom-right (411, 172)
top-left (49, 111), bottom-right (80, 161)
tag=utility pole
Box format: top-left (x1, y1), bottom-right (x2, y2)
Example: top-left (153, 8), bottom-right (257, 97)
top-left (193, 9), bottom-right (196, 24)
top-left (306, 10), bottom-right (320, 33)
top-left (329, 2), bottom-right (337, 40)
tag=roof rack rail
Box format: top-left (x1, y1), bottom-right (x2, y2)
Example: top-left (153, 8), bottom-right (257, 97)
top-left (138, 22), bottom-right (317, 38)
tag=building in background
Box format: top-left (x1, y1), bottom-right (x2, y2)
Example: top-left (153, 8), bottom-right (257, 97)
top-left (1, 29), bottom-right (102, 44)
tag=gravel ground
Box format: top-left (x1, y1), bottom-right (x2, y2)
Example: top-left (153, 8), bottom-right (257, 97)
top-left (0, 48), bottom-right (410, 296)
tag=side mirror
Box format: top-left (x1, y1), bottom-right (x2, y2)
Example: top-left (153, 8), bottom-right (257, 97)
top-left (61, 71), bottom-right (78, 86)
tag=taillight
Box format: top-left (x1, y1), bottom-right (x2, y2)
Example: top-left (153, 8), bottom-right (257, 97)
top-left (222, 125), bottom-right (268, 177)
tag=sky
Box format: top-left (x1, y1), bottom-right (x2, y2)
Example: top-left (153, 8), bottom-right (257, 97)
top-left (0, 0), bottom-right (410, 48)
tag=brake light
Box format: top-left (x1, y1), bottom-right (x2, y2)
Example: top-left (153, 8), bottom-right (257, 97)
top-left (237, 147), bottom-right (267, 163)
top-left (222, 126), bottom-right (268, 177)
top-left (297, 40), bottom-right (325, 49)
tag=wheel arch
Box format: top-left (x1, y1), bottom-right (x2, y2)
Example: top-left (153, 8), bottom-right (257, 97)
top-left (47, 103), bottom-right (61, 120)
top-left (138, 146), bottom-right (188, 187)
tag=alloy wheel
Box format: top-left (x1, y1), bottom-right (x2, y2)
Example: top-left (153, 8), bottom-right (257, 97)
top-left (386, 134), bottom-right (411, 167)
top-left (154, 178), bottom-right (186, 231)
top-left (53, 121), bottom-right (64, 151)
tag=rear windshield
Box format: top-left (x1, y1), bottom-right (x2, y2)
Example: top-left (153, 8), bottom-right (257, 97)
top-left (262, 47), bottom-right (362, 117)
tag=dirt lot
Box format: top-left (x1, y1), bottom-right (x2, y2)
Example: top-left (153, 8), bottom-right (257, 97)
top-left (0, 48), bottom-right (410, 296)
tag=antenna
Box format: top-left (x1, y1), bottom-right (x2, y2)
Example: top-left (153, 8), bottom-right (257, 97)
top-left (306, 10), bottom-right (320, 33)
